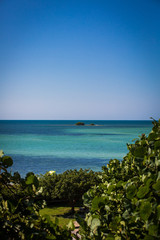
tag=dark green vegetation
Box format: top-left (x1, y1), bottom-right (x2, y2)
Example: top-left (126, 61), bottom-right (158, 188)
top-left (39, 169), bottom-right (100, 213)
top-left (0, 119), bottom-right (160, 239)
top-left (79, 119), bottom-right (160, 239)
top-left (0, 152), bottom-right (71, 239)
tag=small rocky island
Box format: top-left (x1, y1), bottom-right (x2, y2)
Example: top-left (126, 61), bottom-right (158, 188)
top-left (75, 122), bottom-right (85, 125)
top-left (75, 122), bottom-right (95, 126)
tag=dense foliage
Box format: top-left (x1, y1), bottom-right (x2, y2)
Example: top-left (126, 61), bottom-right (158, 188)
top-left (80, 119), bottom-right (160, 239)
top-left (0, 151), bottom-right (72, 240)
top-left (39, 169), bottom-right (100, 212)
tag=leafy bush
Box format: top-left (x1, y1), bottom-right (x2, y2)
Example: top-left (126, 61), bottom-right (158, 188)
top-left (0, 151), bottom-right (72, 240)
top-left (80, 119), bottom-right (160, 239)
top-left (39, 169), bottom-right (100, 213)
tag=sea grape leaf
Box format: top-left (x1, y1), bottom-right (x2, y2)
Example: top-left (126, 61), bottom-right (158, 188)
top-left (126, 185), bottom-right (137, 199)
top-left (87, 215), bottom-right (92, 227)
top-left (117, 180), bottom-right (124, 188)
top-left (157, 205), bottom-right (160, 220)
top-left (122, 210), bottom-right (130, 220)
top-left (67, 220), bottom-right (74, 230)
top-left (148, 132), bottom-right (157, 141)
top-left (145, 178), bottom-right (153, 187)
top-left (154, 140), bottom-right (160, 150)
top-left (134, 146), bottom-right (146, 158)
top-left (26, 175), bottom-right (35, 184)
top-left (106, 235), bottom-right (115, 240)
top-left (137, 186), bottom-right (149, 198)
top-left (2, 156), bottom-right (13, 167)
top-left (155, 159), bottom-right (160, 167)
top-left (7, 200), bottom-right (17, 214)
top-left (25, 175), bottom-right (39, 188)
top-left (148, 224), bottom-right (158, 237)
top-left (152, 180), bottom-right (160, 191)
top-left (91, 218), bottom-right (101, 231)
top-left (140, 201), bottom-right (152, 221)
top-left (91, 196), bottom-right (105, 211)
top-left (115, 237), bottom-right (121, 240)
top-left (13, 172), bottom-right (21, 181)
top-left (108, 184), bottom-right (116, 194)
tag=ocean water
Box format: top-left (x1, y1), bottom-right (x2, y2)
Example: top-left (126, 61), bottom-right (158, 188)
top-left (0, 120), bottom-right (152, 177)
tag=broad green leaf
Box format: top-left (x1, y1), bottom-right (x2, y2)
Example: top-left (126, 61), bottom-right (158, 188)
top-left (157, 205), bottom-right (160, 220)
top-left (91, 218), bottom-right (101, 231)
top-left (108, 184), bottom-right (116, 193)
top-left (148, 224), bottom-right (158, 237)
top-left (87, 215), bottom-right (92, 227)
top-left (134, 146), bottom-right (146, 158)
top-left (126, 185), bottom-right (137, 199)
top-left (152, 180), bottom-right (160, 191)
top-left (25, 174), bottom-right (35, 185)
top-left (25, 175), bottom-right (39, 188)
top-left (140, 201), bottom-right (152, 221)
top-left (154, 140), bottom-right (160, 150)
top-left (122, 210), bottom-right (130, 220)
top-left (116, 180), bottom-right (124, 188)
top-left (91, 196), bottom-right (105, 211)
top-left (106, 234), bottom-right (115, 240)
top-left (145, 178), bottom-right (153, 187)
top-left (7, 200), bottom-right (17, 214)
top-left (2, 156), bottom-right (13, 167)
top-left (115, 237), bottom-right (121, 240)
top-left (155, 159), bottom-right (160, 167)
top-left (13, 172), bottom-right (21, 181)
top-left (67, 220), bottom-right (74, 230)
top-left (148, 132), bottom-right (157, 141)
top-left (137, 186), bottom-right (149, 198)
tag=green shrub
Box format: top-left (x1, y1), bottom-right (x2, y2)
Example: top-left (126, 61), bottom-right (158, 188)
top-left (80, 119), bottom-right (160, 240)
top-left (0, 151), bottom-right (71, 240)
top-left (39, 169), bottom-right (100, 213)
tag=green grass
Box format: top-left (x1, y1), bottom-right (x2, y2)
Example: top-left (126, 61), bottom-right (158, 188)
top-left (39, 206), bottom-right (79, 227)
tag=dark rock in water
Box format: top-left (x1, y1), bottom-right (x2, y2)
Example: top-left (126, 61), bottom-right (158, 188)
top-left (75, 122), bottom-right (85, 126)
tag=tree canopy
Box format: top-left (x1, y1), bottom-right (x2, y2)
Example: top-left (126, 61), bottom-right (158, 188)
top-left (39, 168), bottom-right (100, 213)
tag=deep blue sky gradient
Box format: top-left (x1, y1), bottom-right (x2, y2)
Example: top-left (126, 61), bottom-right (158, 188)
top-left (0, 0), bottom-right (160, 120)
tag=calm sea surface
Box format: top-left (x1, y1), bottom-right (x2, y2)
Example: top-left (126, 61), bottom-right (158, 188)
top-left (0, 120), bottom-right (152, 177)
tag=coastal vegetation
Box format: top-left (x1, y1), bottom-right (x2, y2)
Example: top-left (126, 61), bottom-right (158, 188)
top-left (0, 119), bottom-right (160, 239)
top-left (0, 152), bottom-right (72, 239)
top-left (39, 169), bottom-right (100, 213)
top-left (79, 118), bottom-right (160, 239)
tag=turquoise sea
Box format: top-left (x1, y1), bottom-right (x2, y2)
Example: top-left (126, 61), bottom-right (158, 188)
top-left (0, 120), bottom-right (153, 177)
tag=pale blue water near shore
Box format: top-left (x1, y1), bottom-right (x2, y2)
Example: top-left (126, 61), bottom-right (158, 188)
top-left (0, 120), bottom-right (152, 177)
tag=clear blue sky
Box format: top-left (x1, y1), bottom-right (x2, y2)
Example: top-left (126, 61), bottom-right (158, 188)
top-left (0, 0), bottom-right (160, 120)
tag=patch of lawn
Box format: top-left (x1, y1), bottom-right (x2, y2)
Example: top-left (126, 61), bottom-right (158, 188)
top-left (39, 206), bottom-right (79, 227)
